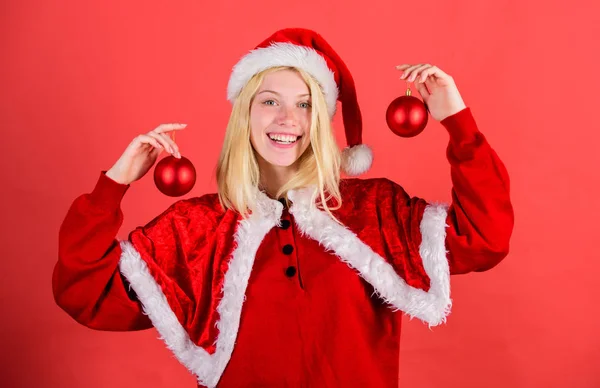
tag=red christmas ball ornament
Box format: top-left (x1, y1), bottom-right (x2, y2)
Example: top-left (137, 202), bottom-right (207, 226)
top-left (386, 87), bottom-right (429, 137)
top-left (154, 155), bottom-right (196, 197)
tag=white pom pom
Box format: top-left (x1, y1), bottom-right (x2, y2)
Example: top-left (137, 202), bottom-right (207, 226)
top-left (341, 144), bottom-right (373, 176)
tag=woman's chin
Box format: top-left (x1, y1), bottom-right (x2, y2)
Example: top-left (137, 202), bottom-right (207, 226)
top-left (267, 159), bottom-right (298, 168)
top-left (261, 154), bottom-right (301, 168)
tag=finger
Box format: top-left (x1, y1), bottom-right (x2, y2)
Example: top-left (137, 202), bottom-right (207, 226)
top-left (395, 64), bottom-right (411, 70)
top-left (417, 67), bottom-right (437, 84)
top-left (408, 64), bottom-right (433, 82)
top-left (153, 123), bottom-right (187, 134)
top-left (429, 65), bottom-right (451, 78)
top-left (425, 66), bottom-right (454, 84)
top-left (424, 72), bottom-right (438, 90)
top-left (137, 134), bottom-right (164, 151)
top-left (159, 132), bottom-right (181, 158)
top-left (415, 81), bottom-right (430, 101)
top-left (146, 132), bottom-right (175, 155)
top-left (399, 64), bottom-right (421, 79)
top-left (399, 64), bottom-right (422, 79)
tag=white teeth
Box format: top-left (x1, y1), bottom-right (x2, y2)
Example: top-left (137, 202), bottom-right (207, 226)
top-left (268, 134), bottom-right (300, 143)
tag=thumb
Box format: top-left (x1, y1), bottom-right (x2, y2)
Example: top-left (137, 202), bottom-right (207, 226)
top-left (414, 81), bottom-right (430, 102)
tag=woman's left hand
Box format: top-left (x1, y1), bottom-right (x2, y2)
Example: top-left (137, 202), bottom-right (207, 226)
top-left (396, 64), bottom-right (467, 122)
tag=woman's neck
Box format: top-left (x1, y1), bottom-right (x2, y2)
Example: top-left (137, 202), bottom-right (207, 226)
top-left (258, 160), bottom-right (298, 199)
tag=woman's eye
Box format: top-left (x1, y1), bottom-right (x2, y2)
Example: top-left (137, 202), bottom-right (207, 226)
top-left (263, 100), bottom-right (310, 108)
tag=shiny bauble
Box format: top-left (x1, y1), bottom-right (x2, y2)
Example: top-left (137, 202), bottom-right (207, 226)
top-left (154, 155), bottom-right (196, 197)
top-left (386, 87), bottom-right (429, 137)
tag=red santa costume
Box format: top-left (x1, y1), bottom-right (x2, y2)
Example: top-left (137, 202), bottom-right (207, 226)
top-left (53, 28), bottom-right (514, 387)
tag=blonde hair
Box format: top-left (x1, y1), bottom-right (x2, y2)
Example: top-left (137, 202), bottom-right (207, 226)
top-left (216, 66), bottom-right (343, 222)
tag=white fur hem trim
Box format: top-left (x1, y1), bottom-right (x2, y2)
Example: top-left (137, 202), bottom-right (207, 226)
top-left (118, 195), bottom-right (283, 388)
top-left (288, 188), bottom-right (452, 327)
top-left (227, 42), bottom-right (339, 117)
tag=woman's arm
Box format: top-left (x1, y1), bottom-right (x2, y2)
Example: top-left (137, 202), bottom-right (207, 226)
top-left (52, 171), bottom-right (152, 331)
top-left (440, 107), bottom-right (514, 274)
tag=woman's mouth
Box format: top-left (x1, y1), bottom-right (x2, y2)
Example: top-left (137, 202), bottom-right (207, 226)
top-left (267, 133), bottom-right (302, 149)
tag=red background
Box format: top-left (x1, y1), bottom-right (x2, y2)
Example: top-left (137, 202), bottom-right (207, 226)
top-left (2, 0), bottom-right (599, 387)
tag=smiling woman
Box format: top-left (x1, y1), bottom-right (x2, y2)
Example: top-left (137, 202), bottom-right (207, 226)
top-left (53, 27), bottom-right (514, 388)
top-left (216, 65), bottom-right (342, 220)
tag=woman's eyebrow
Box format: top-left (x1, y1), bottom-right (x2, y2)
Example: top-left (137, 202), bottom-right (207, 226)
top-left (257, 90), bottom-right (311, 97)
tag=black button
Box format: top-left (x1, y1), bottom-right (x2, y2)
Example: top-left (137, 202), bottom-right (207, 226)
top-left (279, 219), bottom-right (291, 230)
top-left (285, 266), bottom-right (297, 277)
top-left (282, 244), bottom-right (294, 255)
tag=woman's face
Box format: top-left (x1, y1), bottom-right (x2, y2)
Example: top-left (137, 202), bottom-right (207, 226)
top-left (249, 69), bottom-right (312, 169)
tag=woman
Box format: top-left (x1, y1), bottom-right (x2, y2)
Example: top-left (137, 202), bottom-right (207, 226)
top-left (53, 28), bottom-right (514, 387)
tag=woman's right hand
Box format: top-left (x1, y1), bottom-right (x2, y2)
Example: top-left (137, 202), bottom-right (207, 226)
top-left (105, 123), bottom-right (187, 185)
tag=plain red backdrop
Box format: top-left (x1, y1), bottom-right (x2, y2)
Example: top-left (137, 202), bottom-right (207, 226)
top-left (1, 0), bottom-right (599, 387)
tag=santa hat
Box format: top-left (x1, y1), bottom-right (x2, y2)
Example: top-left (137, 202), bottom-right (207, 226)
top-left (226, 28), bottom-right (373, 176)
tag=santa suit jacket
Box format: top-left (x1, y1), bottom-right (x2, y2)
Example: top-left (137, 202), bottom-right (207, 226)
top-left (52, 107), bottom-right (514, 388)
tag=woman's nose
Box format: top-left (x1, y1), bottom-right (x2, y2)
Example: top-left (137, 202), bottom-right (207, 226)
top-left (277, 105), bottom-right (297, 123)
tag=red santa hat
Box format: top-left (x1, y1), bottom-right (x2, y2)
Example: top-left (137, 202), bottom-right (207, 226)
top-left (226, 28), bottom-right (373, 176)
